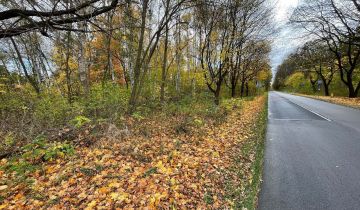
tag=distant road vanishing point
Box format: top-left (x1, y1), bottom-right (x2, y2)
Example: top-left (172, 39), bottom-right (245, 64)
top-left (259, 91), bottom-right (360, 210)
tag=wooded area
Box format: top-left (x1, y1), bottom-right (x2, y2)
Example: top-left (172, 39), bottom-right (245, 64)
top-left (0, 0), bottom-right (272, 208)
top-left (273, 0), bottom-right (360, 98)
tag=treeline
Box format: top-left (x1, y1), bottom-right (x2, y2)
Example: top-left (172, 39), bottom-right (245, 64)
top-left (273, 0), bottom-right (360, 98)
top-left (273, 41), bottom-right (339, 96)
top-left (0, 0), bottom-right (272, 110)
top-left (0, 0), bottom-right (273, 144)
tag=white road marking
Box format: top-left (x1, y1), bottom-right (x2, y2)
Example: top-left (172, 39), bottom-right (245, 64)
top-left (287, 98), bottom-right (332, 122)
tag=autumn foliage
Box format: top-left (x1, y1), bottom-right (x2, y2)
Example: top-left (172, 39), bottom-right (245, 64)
top-left (0, 96), bottom-right (266, 209)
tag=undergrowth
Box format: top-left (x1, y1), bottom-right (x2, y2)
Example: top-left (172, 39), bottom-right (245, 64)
top-left (226, 94), bottom-right (268, 209)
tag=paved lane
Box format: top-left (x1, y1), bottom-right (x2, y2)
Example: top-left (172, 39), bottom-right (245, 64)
top-left (258, 92), bottom-right (360, 210)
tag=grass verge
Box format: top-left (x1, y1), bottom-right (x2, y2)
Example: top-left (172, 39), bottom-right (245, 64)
top-left (294, 93), bottom-right (360, 110)
top-left (231, 94), bottom-right (268, 209)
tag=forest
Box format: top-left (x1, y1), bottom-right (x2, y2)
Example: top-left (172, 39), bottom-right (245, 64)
top-left (0, 0), bottom-right (272, 208)
top-left (273, 0), bottom-right (360, 98)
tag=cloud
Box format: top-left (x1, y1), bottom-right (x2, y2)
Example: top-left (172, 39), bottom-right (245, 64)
top-left (270, 0), bottom-right (300, 76)
top-left (274, 0), bottom-right (299, 23)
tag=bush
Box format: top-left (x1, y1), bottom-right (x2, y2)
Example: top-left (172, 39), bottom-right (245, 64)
top-left (81, 83), bottom-right (129, 120)
top-left (2, 136), bottom-right (75, 177)
top-left (34, 92), bottom-right (76, 127)
top-left (69, 115), bottom-right (91, 128)
top-left (0, 83), bottom-right (132, 147)
top-left (21, 136), bottom-right (75, 163)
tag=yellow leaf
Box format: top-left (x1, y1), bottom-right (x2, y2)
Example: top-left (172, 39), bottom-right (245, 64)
top-left (110, 192), bottom-right (129, 202)
top-left (46, 166), bottom-right (56, 174)
top-left (0, 204), bottom-right (7, 209)
top-left (156, 161), bottom-right (172, 175)
top-left (0, 185), bottom-right (7, 191)
top-left (149, 192), bottom-right (168, 208)
top-left (108, 182), bottom-right (121, 188)
top-left (190, 183), bottom-right (197, 189)
top-left (57, 151), bottom-right (65, 158)
top-left (170, 178), bottom-right (176, 186)
top-left (77, 192), bottom-right (87, 199)
top-left (212, 151), bottom-right (220, 158)
top-left (85, 200), bottom-right (97, 210)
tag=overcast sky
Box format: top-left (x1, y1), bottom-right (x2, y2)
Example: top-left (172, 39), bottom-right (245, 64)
top-left (270, 0), bottom-right (300, 77)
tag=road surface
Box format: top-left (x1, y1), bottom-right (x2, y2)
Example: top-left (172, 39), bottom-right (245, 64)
top-left (258, 92), bottom-right (360, 210)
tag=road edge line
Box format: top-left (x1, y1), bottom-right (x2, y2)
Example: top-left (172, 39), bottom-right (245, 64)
top-left (287, 99), bottom-right (332, 122)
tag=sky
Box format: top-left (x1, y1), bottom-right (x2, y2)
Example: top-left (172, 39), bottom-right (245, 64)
top-left (270, 0), bottom-right (300, 77)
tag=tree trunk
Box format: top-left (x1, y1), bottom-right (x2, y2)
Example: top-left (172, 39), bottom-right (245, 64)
top-left (347, 73), bottom-right (357, 98)
top-left (125, 0), bottom-right (135, 89)
top-left (160, 22), bottom-right (169, 103)
top-left (240, 80), bottom-right (245, 98)
top-left (175, 15), bottom-right (181, 93)
top-left (106, 25), bottom-right (114, 81)
top-left (319, 74), bottom-right (331, 97)
top-left (65, 30), bottom-right (73, 104)
top-left (10, 37), bottom-right (40, 94)
top-left (355, 82), bottom-right (360, 98)
top-left (245, 82), bottom-right (249, 97)
top-left (214, 85), bottom-right (221, 105)
top-left (128, 0), bottom-right (148, 112)
top-left (78, 26), bottom-right (89, 95)
top-left (231, 84), bottom-right (236, 98)
top-left (323, 82), bottom-right (330, 96)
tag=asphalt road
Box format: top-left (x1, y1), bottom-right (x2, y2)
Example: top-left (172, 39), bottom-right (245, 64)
top-left (258, 91), bottom-right (360, 210)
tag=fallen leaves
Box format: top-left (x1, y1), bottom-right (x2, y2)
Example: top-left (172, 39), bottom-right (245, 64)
top-left (0, 185), bottom-right (7, 191)
top-left (110, 191), bottom-right (130, 203)
top-left (0, 96), bottom-right (266, 209)
top-left (85, 200), bottom-right (97, 210)
top-left (297, 94), bottom-right (360, 109)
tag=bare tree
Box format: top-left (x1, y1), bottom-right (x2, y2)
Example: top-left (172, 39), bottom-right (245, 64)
top-left (0, 0), bottom-right (120, 38)
top-left (226, 0), bottom-right (272, 97)
top-left (128, 0), bottom-right (192, 112)
top-left (239, 40), bottom-right (270, 97)
top-left (291, 0), bottom-right (360, 97)
top-left (298, 40), bottom-right (337, 96)
top-left (196, 0), bottom-right (232, 105)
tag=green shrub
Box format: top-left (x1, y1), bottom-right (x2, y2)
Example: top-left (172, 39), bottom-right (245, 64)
top-left (21, 136), bottom-right (75, 162)
top-left (131, 111), bottom-right (145, 121)
top-left (69, 115), bottom-right (91, 128)
top-left (33, 93), bottom-right (75, 127)
top-left (2, 136), bottom-right (75, 178)
top-left (6, 161), bottom-right (38, 175)
top-left (4, 132), bottom-right (15, 147)
top-left (82, 83), bottom-right (129, 119)
top-left (193, 118), bottom-right (204, 127)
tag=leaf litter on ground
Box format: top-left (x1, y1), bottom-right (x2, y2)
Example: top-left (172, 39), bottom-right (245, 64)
top-left (0, 96), bottom-right (266, 209)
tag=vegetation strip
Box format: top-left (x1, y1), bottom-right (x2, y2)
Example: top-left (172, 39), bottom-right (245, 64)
top-left (225, 94), bottom-right (268, 209)
top-left (0, 95), bottom-right (267, 209)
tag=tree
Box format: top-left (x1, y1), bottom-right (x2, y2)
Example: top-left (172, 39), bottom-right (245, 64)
top-left (239, 40), bottom-right (271, 97)
top-left (272, 53), bottom-right (299, 90)
top-left (298, 41), bottom-right (337, 96)
top-left (128, 0), bottom-right (191, 111)
top-left (226, 0), bottom-right (272, 98)
top-left (196, 0), bottom-right (231, 105)
top-left (291, 0), bottom-right (360, 97)
top-left (0, 0), bottom-right (120, 38)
